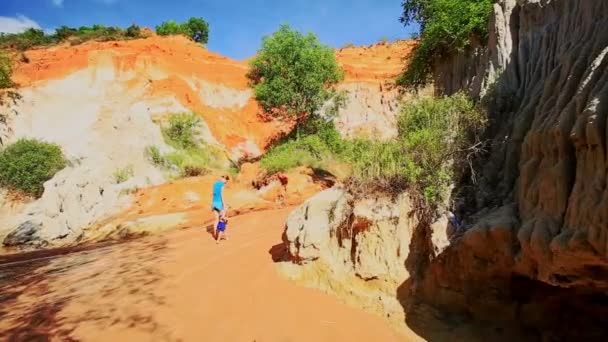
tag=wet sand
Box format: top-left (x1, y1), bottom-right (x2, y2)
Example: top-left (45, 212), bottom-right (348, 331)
top-left (0, 208), bottom-right (405, 341)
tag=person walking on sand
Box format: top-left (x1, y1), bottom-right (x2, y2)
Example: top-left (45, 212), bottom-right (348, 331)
top-left (211, 175), bottom-right (229, 242)
top-left (277, 173), bottom-right (288, 206)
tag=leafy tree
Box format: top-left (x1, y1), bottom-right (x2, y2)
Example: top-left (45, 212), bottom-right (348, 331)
top-left (155, 20), bottom-right (183, 36)
top-left (125, 24), bottom-right (142, 38)
top-left (247, 24), bottom-right (343, 127)
top-left (55, 26), bottom-right (78, 40)
top-left (156, 18), bottom-right (209, 44)
top-left (397, 0), bottom-right (493, 88)
top-left (182, 17), bottom-right (209, 44)
top-left (0, 139), bottom-right (66, 197)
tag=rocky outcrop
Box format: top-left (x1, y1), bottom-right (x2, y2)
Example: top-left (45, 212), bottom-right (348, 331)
top-left (431, 0), bottom-right (608, 287)
top-left (334, 40), bottom-right (418, 140)
top-left (416, 0), bottom-right (608, 339)
top-left (280, 188), bottom-right (452, 331)
top-left (281, 0), bottom-right (608, 339)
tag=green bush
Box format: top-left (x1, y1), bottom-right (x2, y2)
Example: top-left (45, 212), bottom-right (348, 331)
top-left (260, 93), bottom-right (486, 206)
top-left (155, 17), bottom-right (209, 44)
top-left (145, 145), bottom-right (165, 165)
top-left (182, 17), bottom-right (209, 44)
top-left (397, 0), bottom-right (493, 88)
top-left (0, 139), bottom-right (66, 197)
top-left (395, 93), bottom-right (486, 202)
top-left (113, 165), bottom-right (134, 184)
top-left (0, 24), bottom-right (145, 51)
top-left (125, 24), bottom-right (142, 38)
top-left (165, 148), bottom-right (213, 178)
top-left (0, 51), bottom-right (12, 89)
top-left (152, 113), bottom-right (231, 178)
top-left (155, 20), bottom-right (183, 36)
top-left (260, 122), bottom-right (345, 174)
top-left (55, 26), bottom-right (78, 40)
top-left (162, 112), bottom-right (201, 149)
top-left (247, 24), bottom-right (343, 124)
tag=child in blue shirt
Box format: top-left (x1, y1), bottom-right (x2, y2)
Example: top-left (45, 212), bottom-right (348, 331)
top-left (212, 175), bottom-right (229, 242)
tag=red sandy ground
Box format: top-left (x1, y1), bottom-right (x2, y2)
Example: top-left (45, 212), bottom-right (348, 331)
top-left (0, 208), bottom-right (409, 341)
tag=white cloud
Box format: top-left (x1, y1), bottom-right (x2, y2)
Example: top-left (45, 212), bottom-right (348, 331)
top-left (52, 0), bottom-right (64, 7)
top-left (0, 15), bottom-right (42, 34)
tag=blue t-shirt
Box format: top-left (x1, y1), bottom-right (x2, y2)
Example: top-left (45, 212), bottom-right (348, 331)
top-left (212, 181), bottom-right (225, 210)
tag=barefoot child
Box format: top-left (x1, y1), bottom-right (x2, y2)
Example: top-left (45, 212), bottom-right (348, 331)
top-left (211, 175), bottom-right (229, 240)
top-left (216, 216), bottom-right (228, 243)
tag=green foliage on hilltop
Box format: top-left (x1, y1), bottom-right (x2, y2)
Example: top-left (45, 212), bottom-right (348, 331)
top-left (247, 24), bottom-right (343, 126)
top-left (397, 0), bottom-right (494, 89)
top-left (0, 24), bottom-right (146, 51)
top-left (155, 17), bottom-right (209, 44)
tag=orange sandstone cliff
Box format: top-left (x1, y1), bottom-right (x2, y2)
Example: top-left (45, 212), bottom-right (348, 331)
top-left (0, 35), bottom-right (413, 249)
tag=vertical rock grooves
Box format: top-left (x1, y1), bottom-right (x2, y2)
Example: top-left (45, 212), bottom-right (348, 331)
top-left (282, 0), bottom-right (608, 340)
top-left (417, 0), bottom-right (608, 339)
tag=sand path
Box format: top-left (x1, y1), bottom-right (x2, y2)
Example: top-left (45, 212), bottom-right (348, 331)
top-left (0, 208), bottom-right (405, 341)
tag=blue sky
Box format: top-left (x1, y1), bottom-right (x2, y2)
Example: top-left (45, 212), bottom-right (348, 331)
top-left (0, 0), bottom-right (418, 60)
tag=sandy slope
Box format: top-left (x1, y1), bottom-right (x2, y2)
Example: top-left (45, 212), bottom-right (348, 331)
top-left (0, 208), bottom-right (407, 341)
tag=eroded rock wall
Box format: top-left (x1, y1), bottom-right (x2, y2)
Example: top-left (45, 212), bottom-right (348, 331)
top-left (282, 0), bottom-right (608, 339)
top-left (0, 37), bottom-right (413, 250)
top-left (280, 188), bottom-right (451, 332)
top-left (416, 0), bottom-right (608, 339)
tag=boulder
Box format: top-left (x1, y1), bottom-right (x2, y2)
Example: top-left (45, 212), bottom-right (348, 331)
top-left (3, 221), bottom-right (47, 248)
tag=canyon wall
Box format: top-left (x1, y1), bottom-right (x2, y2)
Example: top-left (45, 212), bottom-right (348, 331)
top-left (0, 37), bottom-right (410, 249)
top-left (417, 0), bottom-right (608, 338)
top-left (282, 0), bottom-right (608, 339)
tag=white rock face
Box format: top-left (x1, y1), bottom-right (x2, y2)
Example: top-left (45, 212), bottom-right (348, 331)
top-left (334, 82), bottom-right (401, 140)
top-left (282, 187), bottom-right (451, 327)
top-left (0, 51), bottom-right (256, 248)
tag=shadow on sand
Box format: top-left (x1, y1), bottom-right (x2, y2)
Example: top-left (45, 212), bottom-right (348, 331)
top-left (0, 236), bottom-right (174, 341)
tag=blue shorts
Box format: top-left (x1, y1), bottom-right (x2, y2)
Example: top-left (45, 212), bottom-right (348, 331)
top-left (217, 221), bottom-right (227, 232)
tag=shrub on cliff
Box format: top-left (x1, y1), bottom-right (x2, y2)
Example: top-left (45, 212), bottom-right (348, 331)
top-left (394, 93), bottom-right (486, 202)
top-left (247, 24), bottom-right (343, 133)
top-left (260, 122), bottom-right (343, 174)
top-left (182, 17), bottom-right (209, 44)
top-left (0, 24), bottom-right (147, 51)
top-left (260, 93), bottom-right (486, 206)
top-left (0, 139), bottom-right (66, 198)
top-left (125, 24), bottom-right (142, 38)
top-left (155, 113), bottom-right (232, 178)
top-left (155, 20), bottom-right (183, 36)
top-left (396, 0), bottom-right (493, 89)
top-left (162, 112), bottom-right (201, 149)
top-left (155, 17), bottom-right (209, 44)
top-left (0, 28), bottom-right (55, 50)
top-left (0, 51), bottom-right (12, 89)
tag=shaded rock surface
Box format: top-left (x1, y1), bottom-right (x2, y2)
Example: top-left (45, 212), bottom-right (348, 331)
top-left (3, 221), bottom-right (46, 248)
top-left (422, 0), bottom-right (608, 339)
top-left (282, 0), bottom-right (608, 340)
top-left (281, 188), bottom-right (452, 332)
